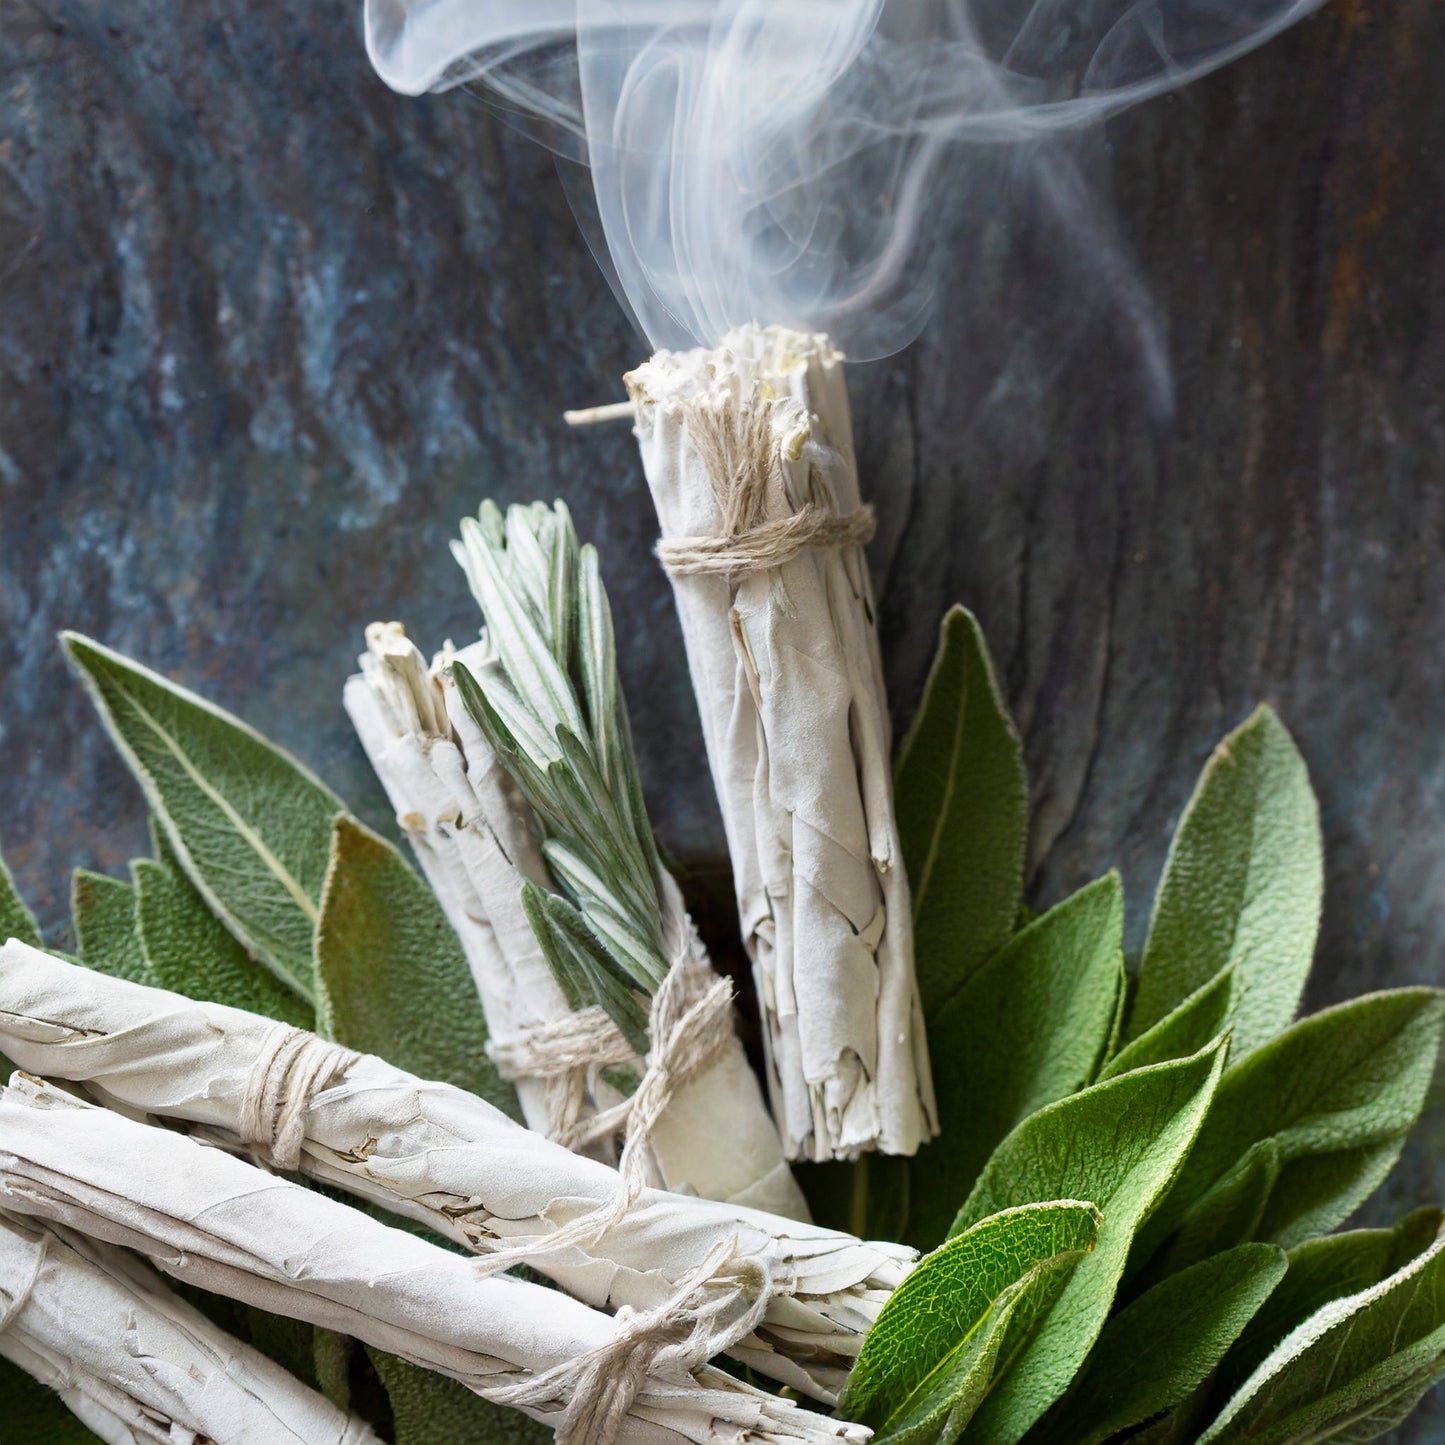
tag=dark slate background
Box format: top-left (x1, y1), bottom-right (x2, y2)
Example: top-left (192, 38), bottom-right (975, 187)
top-left (1, 1), bottom-right (1442, 1432)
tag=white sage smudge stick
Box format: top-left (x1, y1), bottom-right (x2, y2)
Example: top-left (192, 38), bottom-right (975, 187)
top-left (0, 1210), bottom-right (379, 1445)
top-left (0, 1076), bottom-right (869, 1445)
top-left (0, 942), bottom-right (911, 1404)
top-left (345, 505), bottom-right (807, 1219)
top-left (625, 323), bottom-right (937, 1163)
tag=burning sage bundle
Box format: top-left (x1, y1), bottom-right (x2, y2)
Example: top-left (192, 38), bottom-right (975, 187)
top-left (0, 1077), bottom-right (867, 1445)
top-left (0, 942), bottom-right (911, 1404)
top-left (627, 324), bottom-right (936, 1162)
top-left (346, 500), bottom-right (807, 1219)
top-left (0, 1210), bottom-right (379, 1444)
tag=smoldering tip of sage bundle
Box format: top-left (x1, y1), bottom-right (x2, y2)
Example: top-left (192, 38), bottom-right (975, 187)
top-left (0, 537), bottom-right (1439, 1444)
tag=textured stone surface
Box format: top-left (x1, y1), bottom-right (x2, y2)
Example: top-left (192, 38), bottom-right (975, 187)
top-left (1, 0), bottom-right (1442, 1432)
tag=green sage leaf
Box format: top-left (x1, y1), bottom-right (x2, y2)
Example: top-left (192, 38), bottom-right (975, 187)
top-left (1200, 1213), bottom-right (1445, 1443)
top-left (315, 815), bottom-right (519, 1118)
top-left (949, 1041), bottom-right (1228, 1442)
top-left (1039, 1243), bottom-right (1287, 1445)
top-left (369, 1348), bottom-right (551, 1445)
top-left (907, 874), bottom-right (1124, 1249)
top-left (70, 869), bottom-right (152, 984)
top-left (1128, 706), bottom-right (1323, 1057)
top-left (0, 846), bottom-right (42, 949)
top-left (133, 858), bottom-right (313, 1028)
top-left (1139, 988), bottom-right (1445, 1262)
top-left (1139, 1138), bottom-right (1282, 1285)
top-left (839, 1201), bottom-right (1101, 1445)
top-left (1101, 961), bottom-right (1236, 1082)
top-left (63, 633), bottom-right (344, 1000)
top-left (1210, 1208), bottom-right (1445, 1414)
top-left (896, 605), bottom-right (1028, 1016)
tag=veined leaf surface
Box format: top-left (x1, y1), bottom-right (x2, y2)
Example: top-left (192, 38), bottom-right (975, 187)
top-left (839, 1201), bottom-right (1101, 1445)
top-left (949, 1041), bottom-right (1227, 1441)
top-left (64, 633), bottom-right (344, 999)
top-left (1128, 706), bottom-right (1322, 1057)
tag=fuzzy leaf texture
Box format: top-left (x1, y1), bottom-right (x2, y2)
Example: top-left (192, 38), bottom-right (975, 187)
top-left (0, 848), bottom-right (42, 949)
top-left (907, 874), bottom-right (1124, 1249)
top-left (315, 815), bottom-right (519, 1118)
top-left (1137, 988), bottom-right (1445, 1266)
top-left (948, 1041), bottom-right (1227, 1442)
top-left (839, 1201), bottom-right (1101, 1445)
top-left (70, 869), bottom-right (151, 984)
top-left (1101, 961), bottom-right (1236, 1081)
top-left (63, 632), bottom-right (344, 1000)
top-left (132, 856), bottom-right (314, 1029)
top-left (1200, 1213), bottom-right (1445, 1443)
top-left (1128, 705), bottom-right (1323, 1057)
top-left (895, 605), bottom-right (1028, 1016)
top-left (1209, 1208), bottom-right (1445, 1410)
top-left (1038, 1242), bottom-right (1287, 1444)
top-left (369, 1346), bottom-right (552, 1445)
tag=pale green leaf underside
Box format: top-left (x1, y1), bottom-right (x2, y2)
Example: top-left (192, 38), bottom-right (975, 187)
top-left (895, 605), bottom-right (1028, 1018)
top-left (64, 632), bottom-right (344, 1000)
top-left (1129, 705), bottom-right (1323, 1057)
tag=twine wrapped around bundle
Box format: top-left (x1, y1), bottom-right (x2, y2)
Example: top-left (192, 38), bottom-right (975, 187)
top-left (0, 942), bottom-right (911, 1404)
top-left (627, 323), bottom-right (937, 1163)
top-left (346, 623), bottom-right (809, 1218)
top-left (0, 1076), bottom-right (869, 1445)
top-left (656, 404), bottom-right (876, 579)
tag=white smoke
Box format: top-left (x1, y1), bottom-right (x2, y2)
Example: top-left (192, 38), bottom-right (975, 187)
top-left (366, 0), bottom-right (1321, 360)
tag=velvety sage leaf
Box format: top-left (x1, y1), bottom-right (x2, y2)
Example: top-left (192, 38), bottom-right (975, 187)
top-left (1101, 962), bottom-right (1236, 1082)
top-left (1039, 1243), bottom-right (1287, 1445)
top-left (1141, 989), bottom-right (1445, 1260)
top-left (895, 606), bottom-right (1027, 1016)
top-left (70, 869), bottom-right (152, 984)
top-left (839, 1201), bottom-right (1101, 1445)
top-left (369, 1348), bottom-right (551, 1445)
top-left (1128, 706), bottom-right (1322, 1057)
top-left (950, 1041), bottom-right (1227, 1442)
top-left (315, 816), bottom-right (520, 1119)
top-left (907, 875), bottom-right (1124, 1249)
top-left (133, 858), bottom-right (313, 1029)
top-left (63, 632), bottom-right (344, 1000)
top-left (1210, 1208), bottom-right (1445, 1409)
top-left (0, 847), bottom-right (42, 949)
top-left (0, 1357), bottom-right (103, 1443)
top-left (1200, 1215), bottom-right (1445, 1443)
top-left (1137, 1138), bottom-right (1282, 1285)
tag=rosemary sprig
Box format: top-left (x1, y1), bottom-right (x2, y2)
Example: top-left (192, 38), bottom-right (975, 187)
top-left (450, 501), bottom-right (669, 1042)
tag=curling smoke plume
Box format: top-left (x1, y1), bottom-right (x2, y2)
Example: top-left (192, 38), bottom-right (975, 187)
top-left (366, 0), bottom-right (1321, 361)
